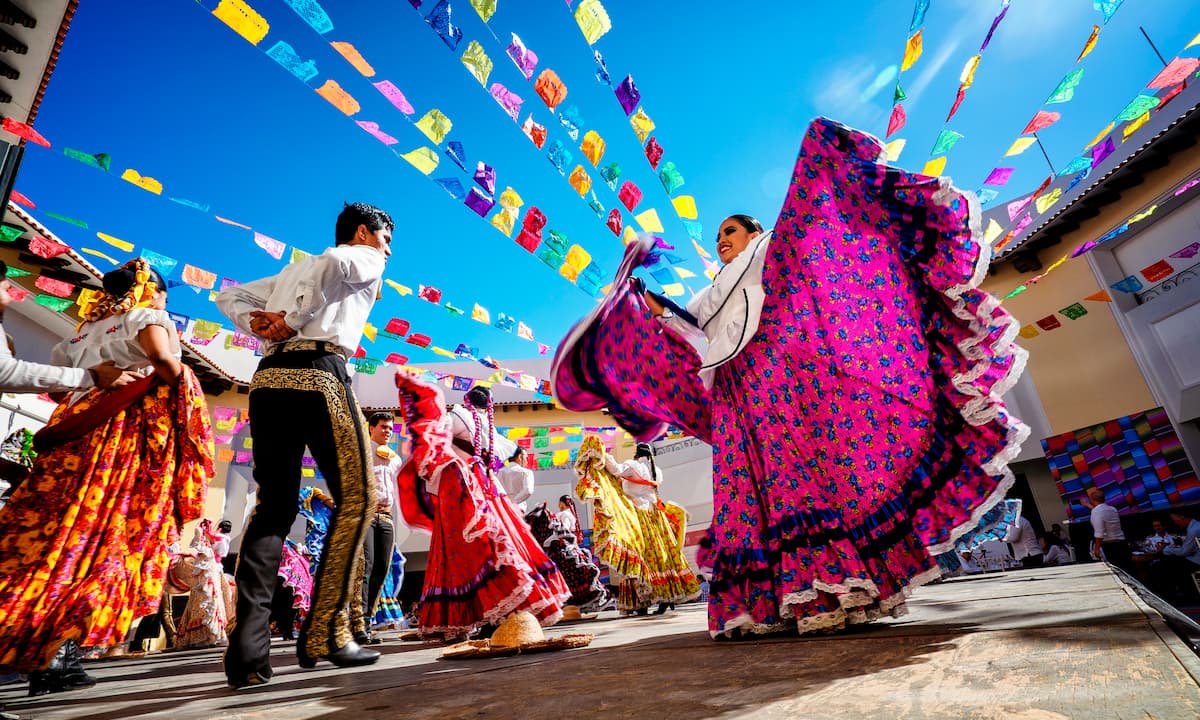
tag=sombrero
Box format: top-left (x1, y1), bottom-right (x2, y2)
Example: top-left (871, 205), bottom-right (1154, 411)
top-left (550, 234), bottom-right (711, 442)
top-left (440, 612), bottom-right (594, 660)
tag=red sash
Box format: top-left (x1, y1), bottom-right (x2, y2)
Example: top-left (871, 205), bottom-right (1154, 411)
top-left (33, 373), bottom-right (161, 453)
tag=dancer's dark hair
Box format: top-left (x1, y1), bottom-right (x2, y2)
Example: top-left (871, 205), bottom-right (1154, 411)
top-left (724, 214), bottom-right (763, 235)
top-left (335, 202), bottom-right (395, 245)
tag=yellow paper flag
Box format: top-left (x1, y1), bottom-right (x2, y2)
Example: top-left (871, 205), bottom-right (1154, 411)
top-left (416, 109), bottom-right (453, 144)
top-left (960, 54), bottom-right (981, 88)
top-left (490, 207), bottom-right (517, 236)
top-left (581, 130), bottom-right (606, 166)
top-left (399, 147), bottom-right (439, 175)
top-left (460, 40), bottom-right (493, 86)
top-left (1044, 254), bottom-right (1069, 273)
top-left (471, 303), bottom-right (491, 324)
top-left (634, 208), bottom-right (664, 232)
top-left (80, 248), bottom-right (118, 265)
top-left (884, 138), bottom-right (906, 162)
top-left (622, 226), bottom-right (638, 246)
top-left (692, 239), bottom-right (712, 259)
top-left (96, 232), bottom-right (134, 252)
top-left (290, 247), bottom-right (311, 264)
top-left (362, 322), bottom-right (377, 342)
top-left (470, 0), bottom-right (497, 22)
top-left (629, 107), bottom-right (655, 144)
top-left (385, 279), bottom-right (413, 296)
top-left (672, 195), bottom-right (698, 220)
top-left (574, 0), bottom-right (612, 45)
top-left (315, 80), bottom-right (360, 116)
top-left (1018, 325), bottom-right (1040, 339)
top-left (661, 283), bottom-right (685, 297)
top-left (1077, 25), bottom-right (1101, 61)
top-left (498, 187), bottom-right (524, 210)
top-left (120, 169), bottom-right (162, 195)
top-left (983, 217), bottom-right (1003, 245)
top-left (552, 449), bottom-right (570, 466)
top-left (1187, 31), bottom-right (1200, 49)
top-left (431, 346), bottom-right (457, 359)
top-left (213, 0), bottom-right (269, 46)
top-left (565, 244), bottom-right (592, 271)
top-left (1122, 112), bottom-right (1150, 141)
top-left (921, 156), bottom-right (947, 176)
top-left (330, 41), bottom-right (375, 77)
top-left (1084, 123), bottom-right (1114, 149)
top-left (1004, 137), bottom-right (1036, 157)
top-left (675, 267), bottom-right (698, 279)
top-left (301, 467), bottom-right (315, 478)
top-left (551, 436), bottom-right (566, 444)
top-left (901, 30), bottom-right (923, 72)
top-left (1034, 188), bottom-right (1063, 215)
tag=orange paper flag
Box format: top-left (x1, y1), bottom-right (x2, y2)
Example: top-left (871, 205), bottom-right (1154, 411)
top-left (1084, 289), bottom-right (1112, 302)
top-left (315, 79), bottom-right (361, 115)
top-left (330, 41), bottom-right (376, 77)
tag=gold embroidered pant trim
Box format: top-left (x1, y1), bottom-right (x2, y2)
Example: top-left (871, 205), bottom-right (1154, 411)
top-left (224, 352), bottom-right (373, 682)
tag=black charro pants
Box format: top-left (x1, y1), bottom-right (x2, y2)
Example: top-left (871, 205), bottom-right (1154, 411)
top-left (224, 351), bottom-right (373, 680)
top-left (361, 513), bottom-right (395, 621)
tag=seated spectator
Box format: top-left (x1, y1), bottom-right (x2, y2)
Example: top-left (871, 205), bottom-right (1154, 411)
top-left (1144, 519), bottom-right (1173, 554)
top-left (1149, 509), bottom-right (1200, 601)
top-left (1040, 534), bottom-right (1072, 566)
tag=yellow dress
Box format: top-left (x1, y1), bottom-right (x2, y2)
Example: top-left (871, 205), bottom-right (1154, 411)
top-left (574, 437), bottom-right (699, 612)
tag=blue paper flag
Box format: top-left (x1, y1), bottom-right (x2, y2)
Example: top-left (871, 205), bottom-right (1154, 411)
top-left (435, 177), bottom-right (466, 200)
top-left (1110, 275), bottom-right (1143, 294)
top-left (445, 141), bottom-right (467, 171)
top-left (425, 0), bottom-right (462, 51)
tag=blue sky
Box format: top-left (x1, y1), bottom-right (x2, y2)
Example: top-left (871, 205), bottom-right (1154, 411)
top-left (13, 0), bottom-right (1200, 371)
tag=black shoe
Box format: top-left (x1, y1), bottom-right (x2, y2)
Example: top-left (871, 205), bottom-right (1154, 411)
top-left (653, 602), bottom-right (674, 615)
top-left (226, 671), bottom-right (270, 690)
top-left (470, 624), bottom-right (498, 640)
top-left (27, 668), bottom-right (95, 697)
top-left (635, 607), bottom-right (649, 616)
top-left (353, 631), bottom-right (382, 646)
top-left (297, 641), bottom-right (380, 669)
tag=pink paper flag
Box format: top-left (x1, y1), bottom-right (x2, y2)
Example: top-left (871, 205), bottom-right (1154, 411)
top-left (1022, 110), bottom-right (1060, 134)
top-left (372, 80), bottom-right (415, 115)
top-left (1006, 195), bottom-right (1032, 221)
top-left (35, 275), bottom-right (74, 298)
top-left (1147, 58), bottom-right (1200, 89)
top-left (537, 342), bottom-right (550, 356)
top-left (886, 103), bottom-right (906, 137)
top-left (984, 167), bottom-right (1014, 186)
top-left (356, 120), bottom-right (399, 145)
top-left (253, 232), bottom-right (286, 259)
top-left (1013, 212), bottom-right (1033, 235)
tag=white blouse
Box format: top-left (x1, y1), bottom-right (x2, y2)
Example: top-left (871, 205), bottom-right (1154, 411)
top-left (445, 404), bottom-right (518, 465)
top-left (660, 231), bottom-right (772, 387)
top-left (497, 462), bottom-right (535, 511)
top-left (51, 308), bottom-right (180, 404)
top-left (603, 455), bottom-right (661, 510)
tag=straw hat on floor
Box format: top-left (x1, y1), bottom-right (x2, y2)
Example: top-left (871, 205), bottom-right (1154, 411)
top-left (441, 612), bottom-right (593, 659)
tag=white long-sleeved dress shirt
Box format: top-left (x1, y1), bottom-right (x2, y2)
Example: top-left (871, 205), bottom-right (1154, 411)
top-left (0, 320), bottom-right (91, 393)
top-left (497, 462), bottom-right (535, 512)
top-left (215, 244), bottom-right (386, 358)
top-left (371, 441), bottom-right (402, 511)
top-left (1002, 516), bottom-right (1042, 561)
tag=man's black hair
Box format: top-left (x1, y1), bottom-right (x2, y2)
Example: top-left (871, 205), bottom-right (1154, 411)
top-left (335, 202), bottom-right (395, 246)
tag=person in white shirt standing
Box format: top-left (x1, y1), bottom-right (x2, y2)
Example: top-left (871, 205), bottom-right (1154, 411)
top-left (217, 202), bottom-right (392, 687)
top-left (1003, 516), bottom-right (1044, 569)
top-left (352, 412), bottom-right (402, 645)
top-left (1084, 487), bottom-right (1131, 572)
top-left (497, 446), bottom-right (535, 513)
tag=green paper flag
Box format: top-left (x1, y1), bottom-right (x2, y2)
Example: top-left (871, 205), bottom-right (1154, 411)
top-left (43, 212), bottom-right (88, 229)
top-left (0, 225), bottom-right (23, 243)
top-left (1045, 68), bottom-right (1084, 104)
top-left (1059, 302), bottom-right (1088, 320)
top-left (1116, 95), bottom-right (1160, 122)
top-left (893, 83), bottom-right (906, 103)
top-left (930, 130), bottom-right (964, 156)
top-left (35, 294), bottom-right (73, 312)
top-left (63, 148), bottom-right (111, 171)
top-left (5, 266), bottom-right (31, 277)
top-left (1003, 285), bottom-right (1028, 300)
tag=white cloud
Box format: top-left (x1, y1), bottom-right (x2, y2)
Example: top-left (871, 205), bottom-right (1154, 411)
top-left (811, 59), bottom-right (888, 131)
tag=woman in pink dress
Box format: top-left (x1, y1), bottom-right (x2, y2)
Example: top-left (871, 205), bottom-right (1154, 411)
top-left (553, 117), bottom-right (1028, 638)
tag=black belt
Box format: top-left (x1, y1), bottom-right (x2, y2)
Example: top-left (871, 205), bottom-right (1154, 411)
top-left (263, 339), bottom-right (346, 359)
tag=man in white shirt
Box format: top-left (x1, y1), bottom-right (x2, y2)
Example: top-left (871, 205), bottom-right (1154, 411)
top-left (218, 203), bottom-right (392, 687)
top-left (351, 412), bottom-right (402, 645)
top-left (497, 446), bottom-right (535, 513)
top-left (0, 261), bottom-right (136, 394)
top-left (1003, 516), bottom-right (1044, 569)
top-left (1145, 519), bottom-right (1173, 554)
top-left (1149, 511), bottom-right (1200, 601)
top-left (1084, 487), bottom-right (1131, 572)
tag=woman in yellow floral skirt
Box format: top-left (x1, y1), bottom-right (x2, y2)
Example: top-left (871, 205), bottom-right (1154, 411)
top-left (0, 259), bottom-right (214, 695)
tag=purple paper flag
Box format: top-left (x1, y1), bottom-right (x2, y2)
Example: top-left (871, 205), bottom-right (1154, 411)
top-left (1014, 212), bottom-right (1033, 235)
top-left (254, 232), bottom-right (286, 260)
top-left (464, 187), bottom-right (495, 217)
top-left (1170, 242), bottom-right (1200, 260)
top-left (984, 167), bottom-right (1014, 186)
top-left (615, 75), bottom-right (640, 116)
top-left (474, 162), bottom-right (496, 195)
top-left (1091, 137), bottom-right (1115, 166)
top-left (506, 33), bottom-right (538, 80)
top-left (1070, 241), bottom-right (1097, 258)
top-left (979, 3), bottom-right (1010, 51)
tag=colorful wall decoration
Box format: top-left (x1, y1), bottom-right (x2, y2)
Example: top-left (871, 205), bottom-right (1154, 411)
top-left (1043, 406), bottom-right (1200, 520)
